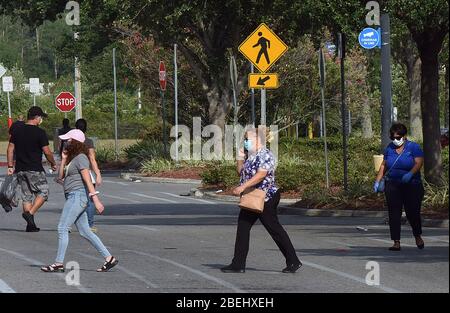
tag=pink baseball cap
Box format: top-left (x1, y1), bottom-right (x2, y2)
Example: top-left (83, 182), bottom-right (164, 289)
top-left (59, 129), bottom-right (86, 143)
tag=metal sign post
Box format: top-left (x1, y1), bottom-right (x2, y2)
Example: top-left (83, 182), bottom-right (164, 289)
top-left (113, 48), bottom-right (119, 161)
top-left (319, 48), bottom-right (330, 189)
top-left (174, 44), bottom-right (179, 163)
top-left (338, 33), bottom-right (348, 192)
top-left (250, 63), bottom-right (255, 126)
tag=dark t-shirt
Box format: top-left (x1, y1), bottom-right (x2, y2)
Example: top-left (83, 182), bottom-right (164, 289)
top-left (9, 120), bottom-right (25, 135)
top-left (10, 124), bottom-right (49, 172)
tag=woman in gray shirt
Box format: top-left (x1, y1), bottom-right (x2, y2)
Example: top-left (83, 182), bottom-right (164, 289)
top-left (41, 129), bottom-right (118, 273)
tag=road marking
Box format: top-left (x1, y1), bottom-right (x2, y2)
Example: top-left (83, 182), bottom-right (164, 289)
top-left (424, 236), bottom-right (449, 244)
top-left (301, 260), bottom-right (402, 293)
top-left (323, 239), bottom-right (353, 248)
top-left (133, 225), bottom-right (160, 232)
top-left (130, 192), bottom-right (178, 203)
top-left (0, 279), bottom-right (16, 293)
top-left (0, 247), bottom-right (90, 293)
top-left (369, 238), bottom-right (416, 247)
top-left (103, 180), bottom-right (130, 186)
top-left (158, 192), bottom-right (216, 204)
top-left (103, 194), bottom-right (143, 204)
top-left (125, 249), bottom-right (246, 293)
top-left (76, 252), bottom-right (160, 290)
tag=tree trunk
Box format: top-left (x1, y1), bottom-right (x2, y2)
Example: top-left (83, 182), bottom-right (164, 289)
top-left (445, 65), bottom-right (449, 129)
top-left (409, 57), bottom-right (423, 141)
top-left (419, 45), bottom-right (443, 185)
top-left (206, 84), bottom-right (232, 131)
top-left (361, 96), bottom-right (373, 138)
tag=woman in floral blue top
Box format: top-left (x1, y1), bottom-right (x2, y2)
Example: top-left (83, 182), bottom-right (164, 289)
top-left (221, 127), bottom-right (301, 274)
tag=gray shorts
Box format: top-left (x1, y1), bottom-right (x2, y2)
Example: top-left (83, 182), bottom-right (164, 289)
top-left (16, 171), bottom-right (49, 203)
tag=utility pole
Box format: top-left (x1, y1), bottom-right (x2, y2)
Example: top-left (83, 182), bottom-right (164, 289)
top-left (113, 48), bottom-right (119, 161)
top-left (380, 13), bottom-right (393, 151)
top-left (250, 63), bottom-right (256, 126)
top-left (74, 32), bottom-right (82, 120)
top-left (339, 33), bottom-right (348, 192)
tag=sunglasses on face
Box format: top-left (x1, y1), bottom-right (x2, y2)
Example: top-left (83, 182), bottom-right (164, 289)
top-left (390, 135), bottom-right (403, 140)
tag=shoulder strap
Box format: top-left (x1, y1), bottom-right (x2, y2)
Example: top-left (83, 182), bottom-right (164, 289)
top-left (384, 142), bottom-right (409, 178)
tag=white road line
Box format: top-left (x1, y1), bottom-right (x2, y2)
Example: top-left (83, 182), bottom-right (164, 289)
top-left (103, 194), bottom-right (143, 204)
top-left (323, 239), bottom-right (353, 248)
top-left (130, 192), bottom-right (178, 203)
top-left (158, 192), bottom-right (216, 204)
top-left (125, 249), bottom-right (246, 293)
top-left (133, 225), bottom-right (160, 232)
top-left (103, 180), bottom-right (130, 186)
top-left (424, 236), bottom-right (449, 244)
top-left (369, 238), bottom-right (416, 247)
top-left (0, 279), bottom-right (16, 293)
top-left (301, 260), bottom-right (402, 293)
top-left (0, 247), bottom-right (90, 293)
top-left (76, 252), bottom-right (159, 290)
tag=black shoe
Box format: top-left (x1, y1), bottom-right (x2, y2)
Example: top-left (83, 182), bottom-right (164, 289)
top-left (282, 262), bottom-right (302, 273)
top-left (26, 225), bottom-right (40, 232)
top-left (389, 241), bottom-right (401, 251)
top-left (415, 237), bottom-right (425, 249)
top-left (22, 212), bottom-right (38, 228)
top-left (220, 264), bottom-right (245, 273)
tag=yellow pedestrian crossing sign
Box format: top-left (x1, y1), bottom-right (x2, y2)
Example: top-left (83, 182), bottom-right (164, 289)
top-left (239, 23), bottom-right (288, 73)
top-left (248, 73), bottom-right (279, 89)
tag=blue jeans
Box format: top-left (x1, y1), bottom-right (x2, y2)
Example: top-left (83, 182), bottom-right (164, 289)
top-left (56, 189), bottom-right (111, 263)
top-left (86, 197), bottom-right (95, 228)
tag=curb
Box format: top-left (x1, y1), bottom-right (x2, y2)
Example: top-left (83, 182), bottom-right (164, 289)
top-left (120, 173), bottom-right (202, 185)
top-left (201, 191), bottom-right (448, 228)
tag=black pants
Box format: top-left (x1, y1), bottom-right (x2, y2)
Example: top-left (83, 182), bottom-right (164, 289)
top-left (385, 180), bottom-right (424, 241)
top-left (231, 190), bottom-right (300, 268)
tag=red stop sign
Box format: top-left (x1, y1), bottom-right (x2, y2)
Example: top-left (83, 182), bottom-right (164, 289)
top-left (159, 61), bottom-right (167, 91)
top-left (55, 92), bottom-right (76, 112)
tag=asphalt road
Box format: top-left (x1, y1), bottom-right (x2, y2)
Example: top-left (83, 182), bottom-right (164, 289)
top-left (0, 169), bottom-right (448, 293)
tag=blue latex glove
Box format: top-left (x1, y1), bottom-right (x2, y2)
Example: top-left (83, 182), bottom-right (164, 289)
top-left (401, 172), bottom-right (414, 183)
top-left (373, 181), bottom-right (380, 193)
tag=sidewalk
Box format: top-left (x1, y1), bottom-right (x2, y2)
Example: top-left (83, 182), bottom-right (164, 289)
top-left (119, 173), bottom-right (449, 228)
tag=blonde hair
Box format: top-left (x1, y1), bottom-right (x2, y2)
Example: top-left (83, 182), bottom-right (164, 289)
top-left (247, 126), bottom-right (275, 144)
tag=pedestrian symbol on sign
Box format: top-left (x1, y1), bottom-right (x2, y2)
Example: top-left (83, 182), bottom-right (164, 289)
top-left (253, 32), bottom-right (271, 65)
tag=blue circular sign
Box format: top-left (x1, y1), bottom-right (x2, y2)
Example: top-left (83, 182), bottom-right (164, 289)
top-left (358, 28), bottom-right (380, 49)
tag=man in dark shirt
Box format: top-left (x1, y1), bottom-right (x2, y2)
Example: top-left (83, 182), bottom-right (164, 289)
top-left (58, 118), bottom-right (72, 157)
top-left (8, 114), bottom-right (25, 136)
top-left (7, 106), bottom-right (57, 232)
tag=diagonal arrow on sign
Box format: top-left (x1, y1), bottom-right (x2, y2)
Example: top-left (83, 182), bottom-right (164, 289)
top-left (257, 76), bottom-right (271, 86)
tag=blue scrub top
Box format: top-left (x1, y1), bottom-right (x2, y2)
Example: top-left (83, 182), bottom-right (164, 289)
top-left (384, 140), bottom-right (424, 183)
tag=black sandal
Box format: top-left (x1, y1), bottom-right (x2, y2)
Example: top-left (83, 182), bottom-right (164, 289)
top-left (41, 263), bottom-right (65, 273)
top-left (97, 256), bottom-right (118, 272)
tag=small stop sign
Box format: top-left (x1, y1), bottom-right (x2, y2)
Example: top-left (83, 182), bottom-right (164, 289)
top-left (159, 61), bottom-right (167, 91)
top-left (55, 92), bottom-right (76, 113)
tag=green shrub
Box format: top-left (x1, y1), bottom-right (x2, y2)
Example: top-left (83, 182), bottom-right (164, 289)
top-left (200, 161), bottom-right (239, 188)
top-left (140, 159), bottom-right (174, 174)
top-left (96, 146), bottom-right (116, 164)
top-left (124, 139), bottom-right (167, 163)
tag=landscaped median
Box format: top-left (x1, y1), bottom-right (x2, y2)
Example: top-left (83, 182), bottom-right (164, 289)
top-left (116, 136), bottom-right (449, 227)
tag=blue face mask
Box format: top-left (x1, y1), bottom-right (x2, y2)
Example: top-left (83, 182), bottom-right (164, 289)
top-left (244, 139), bottom-right (252, 151)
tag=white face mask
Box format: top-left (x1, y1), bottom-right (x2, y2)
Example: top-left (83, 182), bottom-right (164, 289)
top-left (392, 137), bottom-right (404, 147)
top-left (38, 117), bottom-right (43, 125)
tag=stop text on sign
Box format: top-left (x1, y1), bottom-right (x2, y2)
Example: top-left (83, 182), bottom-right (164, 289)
top-left (55, 91), bottom-right (76, 112)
